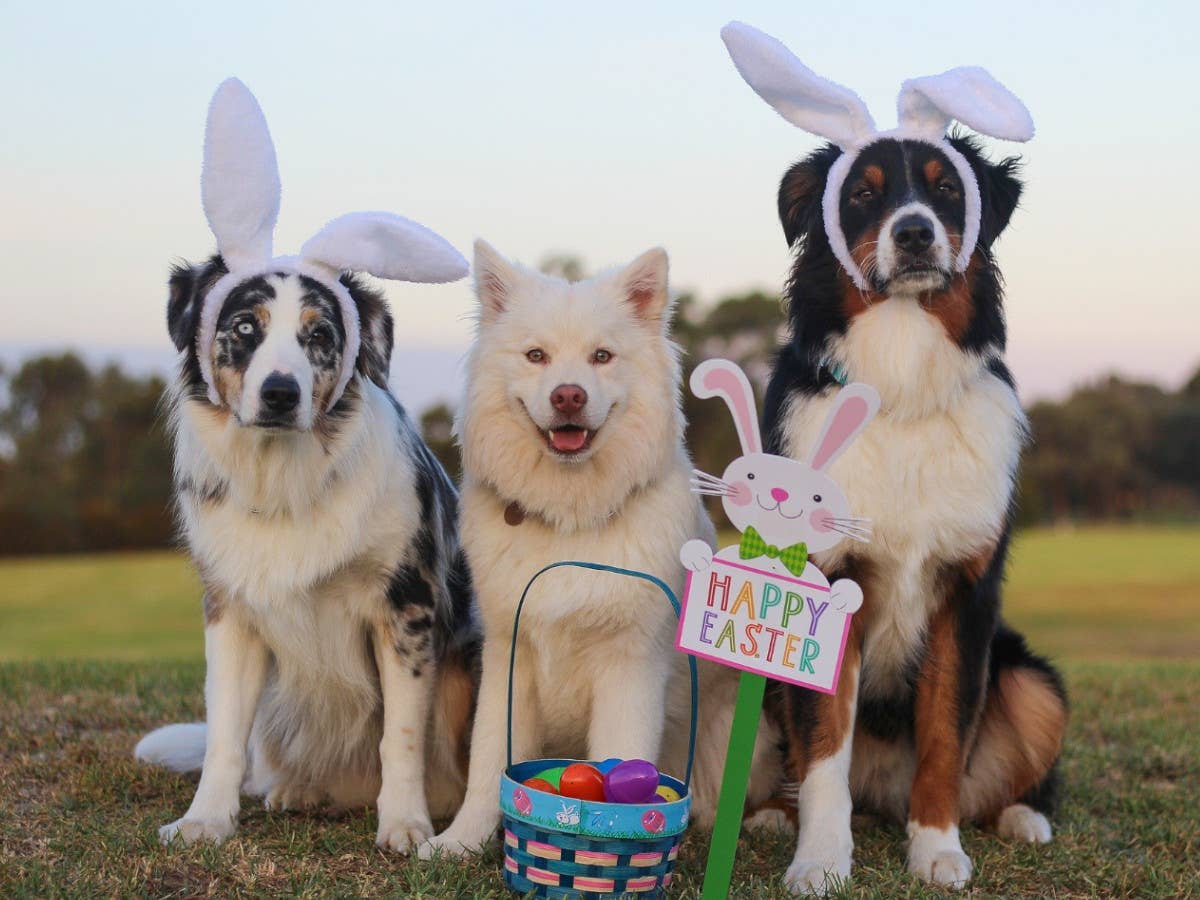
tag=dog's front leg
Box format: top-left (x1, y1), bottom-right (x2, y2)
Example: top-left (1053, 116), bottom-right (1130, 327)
top-left (588, 650), bottom-right (667, 762)
top-left (160, 609), bottom-right (267, 846)
top-left (782, 623), bottom-right (862, 896)
top-left (373, 617), bottom-right (435, 853)
top-left (905, 599), bottom-right (979, 889)
top-left (419, 634), bottom-right (539, 858)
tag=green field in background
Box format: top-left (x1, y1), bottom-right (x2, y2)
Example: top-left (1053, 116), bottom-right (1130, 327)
top-left (0, 524), bottom-right (1197, 662)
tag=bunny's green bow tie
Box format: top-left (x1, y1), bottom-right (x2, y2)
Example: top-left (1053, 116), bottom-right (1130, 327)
top-left (739, 526), bottom-right (808, 576)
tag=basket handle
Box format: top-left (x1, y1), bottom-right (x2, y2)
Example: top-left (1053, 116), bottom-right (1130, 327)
top-left (505, 560), bottom-right (699, 789)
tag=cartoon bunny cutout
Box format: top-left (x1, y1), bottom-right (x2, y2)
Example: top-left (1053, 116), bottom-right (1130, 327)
top-left (680, 359), bottom-right (879, 615)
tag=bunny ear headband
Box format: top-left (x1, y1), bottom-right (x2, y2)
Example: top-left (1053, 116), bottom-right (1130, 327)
top-left (720, 21), bottom-right (1033, 290)
top-left (195, 78), bottom-right (469, 410)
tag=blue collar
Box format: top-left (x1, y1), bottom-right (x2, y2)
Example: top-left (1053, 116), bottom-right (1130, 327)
top-left (820, 358), bottom-right (849, 386)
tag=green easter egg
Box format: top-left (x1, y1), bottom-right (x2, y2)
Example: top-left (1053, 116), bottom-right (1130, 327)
top-left (534, 766), bottom-right (566, 789)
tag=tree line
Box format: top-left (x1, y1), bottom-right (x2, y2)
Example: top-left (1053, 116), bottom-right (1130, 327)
top-left (2, 292), bottom-right (1196, 555)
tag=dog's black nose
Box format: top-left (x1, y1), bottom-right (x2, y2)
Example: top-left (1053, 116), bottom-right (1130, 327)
top-left (892, 214), bottom-right (935, 254)
top-left (261, 373), bottom-right (301, 413)
top-left (550, 384), bottom-right (588, 415)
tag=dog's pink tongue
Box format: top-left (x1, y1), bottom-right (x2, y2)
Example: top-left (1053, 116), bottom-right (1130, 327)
top-left (550, 428), bottom-right (588, 452)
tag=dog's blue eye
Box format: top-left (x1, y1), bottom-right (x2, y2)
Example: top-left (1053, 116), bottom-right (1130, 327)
top-left (236, 321), bottom-right (254, 336)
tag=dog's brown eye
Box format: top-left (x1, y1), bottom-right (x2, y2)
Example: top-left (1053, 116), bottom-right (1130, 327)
top-left (937, 180), bottom-right (958, 194)
top-left (308, 325), bottom-right (333, 348)
top-left (592, 349), bottom-right (613, 364)
top-left (526, 348), bottom-right (547, 364)
top-left (852, 186), bottom-right (875, 203)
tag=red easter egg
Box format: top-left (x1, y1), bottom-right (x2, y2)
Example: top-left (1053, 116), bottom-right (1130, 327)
top-left (558, 763), bottom-right (606, 802)
top-left (512, 787), bottom-right (532, 816)
top-left (641, 808), bottom-right (666, 833)
top-left (523, 777), bottom-right (559, 795)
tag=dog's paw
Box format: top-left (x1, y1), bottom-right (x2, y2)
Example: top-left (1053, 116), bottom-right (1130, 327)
top-left (996, 804), bottom-right (1052, 844)
top-left (158, 815), bottom-right (236, 847)
top-left (907, 824), bottom-right (972, 889)
top-left (264, 783), bottom-right (323, 812)
top-left (376, 813), bottom-right (434, 854)
top-left (744, 807), bottom-right (795, 834)
top-left (783, 856), bottom-right (851, 896)
top-left (417, 825), bottom-right (493, 860)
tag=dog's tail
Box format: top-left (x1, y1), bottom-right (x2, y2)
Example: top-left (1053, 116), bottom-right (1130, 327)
top-left (135, 723), bottom-right (207, 773)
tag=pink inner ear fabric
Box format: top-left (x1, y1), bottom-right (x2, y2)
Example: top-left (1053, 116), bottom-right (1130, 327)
top-left (812, 396), bottom-right (867, 470)
top-left (703, 367), bottom-right (761, 454)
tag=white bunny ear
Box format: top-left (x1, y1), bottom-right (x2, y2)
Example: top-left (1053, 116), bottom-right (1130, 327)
top-left (721, 21), bottom-right (875, 149)
top-left (691, 358), bottom-right (762, 455)
top-left (806, 382), bottom-right (880, 472)
top-left (300, 211), bottom-right (468, 284)
top-left (897, 66), bottom-right (1034, 142)
top-left (202, 78), bottom-right (280, 271)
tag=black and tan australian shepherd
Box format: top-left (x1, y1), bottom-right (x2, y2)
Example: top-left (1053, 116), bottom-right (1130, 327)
top-left (758, 135), bottom-right (1067, 891)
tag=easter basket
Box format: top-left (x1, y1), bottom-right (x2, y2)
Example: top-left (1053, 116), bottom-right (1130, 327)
top-left (500, 561), bottom-right (698, 899)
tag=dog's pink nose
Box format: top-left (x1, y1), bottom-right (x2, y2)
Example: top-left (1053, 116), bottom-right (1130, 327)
top-left (550, 383), bottom-right (588, 414)
top-left (771, 487), bottom-right (789, 502)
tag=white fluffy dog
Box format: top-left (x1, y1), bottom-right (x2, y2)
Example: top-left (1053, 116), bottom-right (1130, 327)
top-left (420, 241), bottom-right (779, 856)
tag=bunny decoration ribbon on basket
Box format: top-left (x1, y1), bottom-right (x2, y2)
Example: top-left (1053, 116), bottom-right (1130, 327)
top-left (677, 358), bottom-right (878, 692)
top-left (194, 78), bottom-right (468, 410)
top-left (720, 20), bottom-right (1034, 290)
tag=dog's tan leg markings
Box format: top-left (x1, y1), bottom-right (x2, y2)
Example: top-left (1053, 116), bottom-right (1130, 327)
top-left (159, 612), bottom-right (267, 846)
top-left (372, 619), bottom-right (435, 853)
top-left (906, 601), bottom-right (972, 888)
top-left (783, 619), bottom-right (862, 896)
top-left (419, 634), bottom-right (539, 858)
top-left (963, 665), bottom-right (1066, 840)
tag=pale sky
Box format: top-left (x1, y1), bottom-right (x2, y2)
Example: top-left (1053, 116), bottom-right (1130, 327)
top-left (2, 1), bottom-right (1196, 410)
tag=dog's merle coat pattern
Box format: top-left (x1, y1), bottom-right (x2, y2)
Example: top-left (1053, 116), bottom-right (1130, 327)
top-left (759, 135), bottom-right (1067, 892)
top-left (139, 255), bottom-right (477, 853)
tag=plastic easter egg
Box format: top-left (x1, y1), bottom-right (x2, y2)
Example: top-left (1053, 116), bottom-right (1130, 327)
top-left (523, 777), bottom-right (559, 795)
top-left (602, 759), bottom-right (660, 804)
top-left (655, 784), bottom-right (681, 803)
top-left (512, 787), bottom-right (532, 816)
top-left (558, 763), bottom-right (606, 802)
top-left (595, 757), bottom-right (622, 775)
top-left (641, 808), bottom-right (666, 833)
top-left (533, 766), bottom-right (566, 789)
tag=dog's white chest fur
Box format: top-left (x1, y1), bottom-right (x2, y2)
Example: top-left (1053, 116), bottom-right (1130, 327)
top-left (779, 302), bottom-right (1026, 693)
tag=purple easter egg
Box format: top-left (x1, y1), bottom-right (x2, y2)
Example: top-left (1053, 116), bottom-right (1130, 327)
top-left (641, 808), bottom-right (666, 833)
top-left (512, 786), bottom-right (532, 816)
top-left (603, 758), bottom-right (660, 804)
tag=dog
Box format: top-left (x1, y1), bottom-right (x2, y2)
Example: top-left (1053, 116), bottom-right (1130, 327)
top-left (721, 24), bottom-right (1068, 895)
top-left (420, 240), bottom-right (780, 856)
top-left (135, 78), bottom-right (478, 854)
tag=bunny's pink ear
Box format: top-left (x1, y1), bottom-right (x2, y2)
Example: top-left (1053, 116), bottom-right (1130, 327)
top-left (807, 382), bottom-right (880, 471)
top-left (690, 358), bottom-right (762, 455)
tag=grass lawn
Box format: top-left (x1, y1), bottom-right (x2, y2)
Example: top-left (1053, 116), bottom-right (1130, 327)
top-left (1, 525), bottom-right (1198, 897)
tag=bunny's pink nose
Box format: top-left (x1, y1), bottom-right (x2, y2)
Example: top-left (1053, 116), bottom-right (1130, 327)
top-left (770, 487), bottom-right (790, 502)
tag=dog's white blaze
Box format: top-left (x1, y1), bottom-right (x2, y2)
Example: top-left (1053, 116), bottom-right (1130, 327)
top-left (781, 301), bottom-right (1024, 697)
top-left (237, 279), bottom-right (316, 428)
top-left (873, 201), bottom-right (952, 291)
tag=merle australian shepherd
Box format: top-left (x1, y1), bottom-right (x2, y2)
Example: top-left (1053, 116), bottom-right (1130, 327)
top-left (759, 135), bottom-right (1067, 891)
top-left (135, 257), bottom-right (477, 853)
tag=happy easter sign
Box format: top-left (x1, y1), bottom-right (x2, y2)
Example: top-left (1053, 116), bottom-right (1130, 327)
top-left (676, 560), bottom-right (852, 694)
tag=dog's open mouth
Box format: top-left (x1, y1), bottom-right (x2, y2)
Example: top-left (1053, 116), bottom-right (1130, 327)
top-left (545, 424), bottom-right (595, 456)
